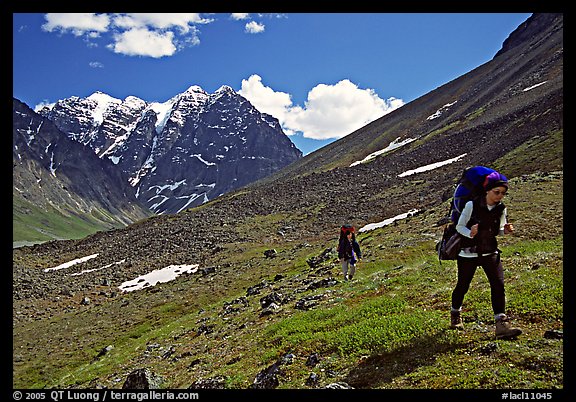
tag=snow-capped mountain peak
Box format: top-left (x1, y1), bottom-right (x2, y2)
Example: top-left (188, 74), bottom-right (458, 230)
top-left (38, 84), bottom-right (303, 214)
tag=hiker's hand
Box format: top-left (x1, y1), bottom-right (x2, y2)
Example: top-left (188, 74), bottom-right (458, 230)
top-left (470, 224), bottom-right (479, 238)
top-left (504, 223), bottom-right (514, 234)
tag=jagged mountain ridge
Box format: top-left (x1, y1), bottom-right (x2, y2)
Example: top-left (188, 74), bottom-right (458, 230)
top-left (13, 99), bottom-right (152, 244)
top-left (39, 85), bottom-right (302, 214)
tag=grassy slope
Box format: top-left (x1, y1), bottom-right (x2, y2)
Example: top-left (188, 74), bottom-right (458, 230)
top-left (12, 170), bottom-right (563, 390)
top-left (12, 194), bottom-right (150, 247)
top-left (13, 197), bottom-right (109, 244)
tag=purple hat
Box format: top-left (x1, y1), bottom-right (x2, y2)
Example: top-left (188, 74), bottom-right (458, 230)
top-left (483, 171), bottom-right (509, 191)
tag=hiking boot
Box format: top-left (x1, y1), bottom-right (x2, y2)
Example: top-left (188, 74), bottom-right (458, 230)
top-left (495, 315), bottom-right (522, 339)
top-left (344, 275), bottom-right (349, 281)
top-left (450, 311), bottom-right (464, 330)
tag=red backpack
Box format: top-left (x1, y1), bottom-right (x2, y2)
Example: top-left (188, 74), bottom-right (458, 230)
top-left (340, 224), bottom-right (355, 237)
top-left (338, 224), bottom-right (355, 249)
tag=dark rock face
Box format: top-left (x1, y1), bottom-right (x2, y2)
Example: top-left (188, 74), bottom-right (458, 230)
top-left (38, 85), bottom-right (302, 214)
top-left (13, 99), bottom-right (150, 225)
top-left (494, 13), bottom-right (563, 59)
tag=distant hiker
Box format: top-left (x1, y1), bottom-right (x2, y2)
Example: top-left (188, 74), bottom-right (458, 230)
top-left (449, 171), bottom-right (522, 339)
top-left (337, 225), bottom-right (362, 281)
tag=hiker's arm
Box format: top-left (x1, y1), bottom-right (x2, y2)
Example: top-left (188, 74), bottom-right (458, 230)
top-left (353, 241), bottom-right (362, 259)
top-left (456, 201), bottom-right (474, 238)
top-left (501, 207), bottom-right (514, 235)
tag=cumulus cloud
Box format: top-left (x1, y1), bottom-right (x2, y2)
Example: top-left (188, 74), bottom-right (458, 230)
top-left (42, 13), bottom-right (110, 36)
top-left (108, 28), bottom-right (177, 58)
top-left (239, 75), bottom-right (404, 140)
top-left (231, 13), bottom-right (250, 20)
top-left (239, 75), bottom-right (292, 119)
top-left (111, 13), bottom-right (212, 33)
top-left (245, 21), bottom-right (265, 34)
top-left (41, 13), bottom-right (212, 58)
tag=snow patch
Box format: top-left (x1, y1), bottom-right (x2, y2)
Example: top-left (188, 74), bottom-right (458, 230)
top-left (192, 154), bottom-right (216, 166)
top-left (359, 209), bottom-right (419, 232)
top-left (523, 81), bottom-right (547, 92)
top-left (119, 264), bottom-right (199, 292)
top-left (350, 137), bottom-right (416, 167)
top-left (149, 98), bottom-right (177, 134)
top-left (87, 92), bottom-right (121, 125)
top-left (44, 254), bottom-right (99, 272)
top-left (398, 153), bottom-right (467, 177)
top-left (427, 101), bottom-right (457, 120)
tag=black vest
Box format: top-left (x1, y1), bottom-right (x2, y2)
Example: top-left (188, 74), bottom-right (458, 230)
top-left (460, 196), bottom-right (505, 254)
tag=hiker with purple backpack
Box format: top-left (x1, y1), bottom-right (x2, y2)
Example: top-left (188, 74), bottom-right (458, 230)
top-left (448, 168), bottom-right (522, 339)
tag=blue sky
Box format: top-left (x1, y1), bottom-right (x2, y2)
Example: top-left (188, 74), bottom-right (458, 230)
top-left (12, 13), bottom-right (532, 155)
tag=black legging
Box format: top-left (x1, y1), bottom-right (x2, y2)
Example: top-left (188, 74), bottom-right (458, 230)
top-left (451, 253), bottom-right (505, 315)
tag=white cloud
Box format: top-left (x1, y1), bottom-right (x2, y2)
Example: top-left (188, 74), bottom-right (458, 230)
top-left (111, 13), bottom-right (212, 34)
top-left (239, 75), bottom-right (293, 122)
top-left (108, 28), bottom-right (177, 58)
top-left (245, 21), bottom-right (265, 34)
top-left (41, 13), bottom-right (212, 58)
top-left (239, 75), bottom-right (404, 140)
top-left (231, 13), bottom-right (250, 20)
top-left (40, 13), bottom-right (278, 58)
top-left (42, 13), bottom-right (110, 36)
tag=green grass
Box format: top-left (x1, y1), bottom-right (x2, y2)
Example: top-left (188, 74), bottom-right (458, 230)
top-left (493, 129), bottom-right (563, 178)
top-left (13, 196), bottom-right (119, 244)
top-left (263, 298), bottom-right (448, 358)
